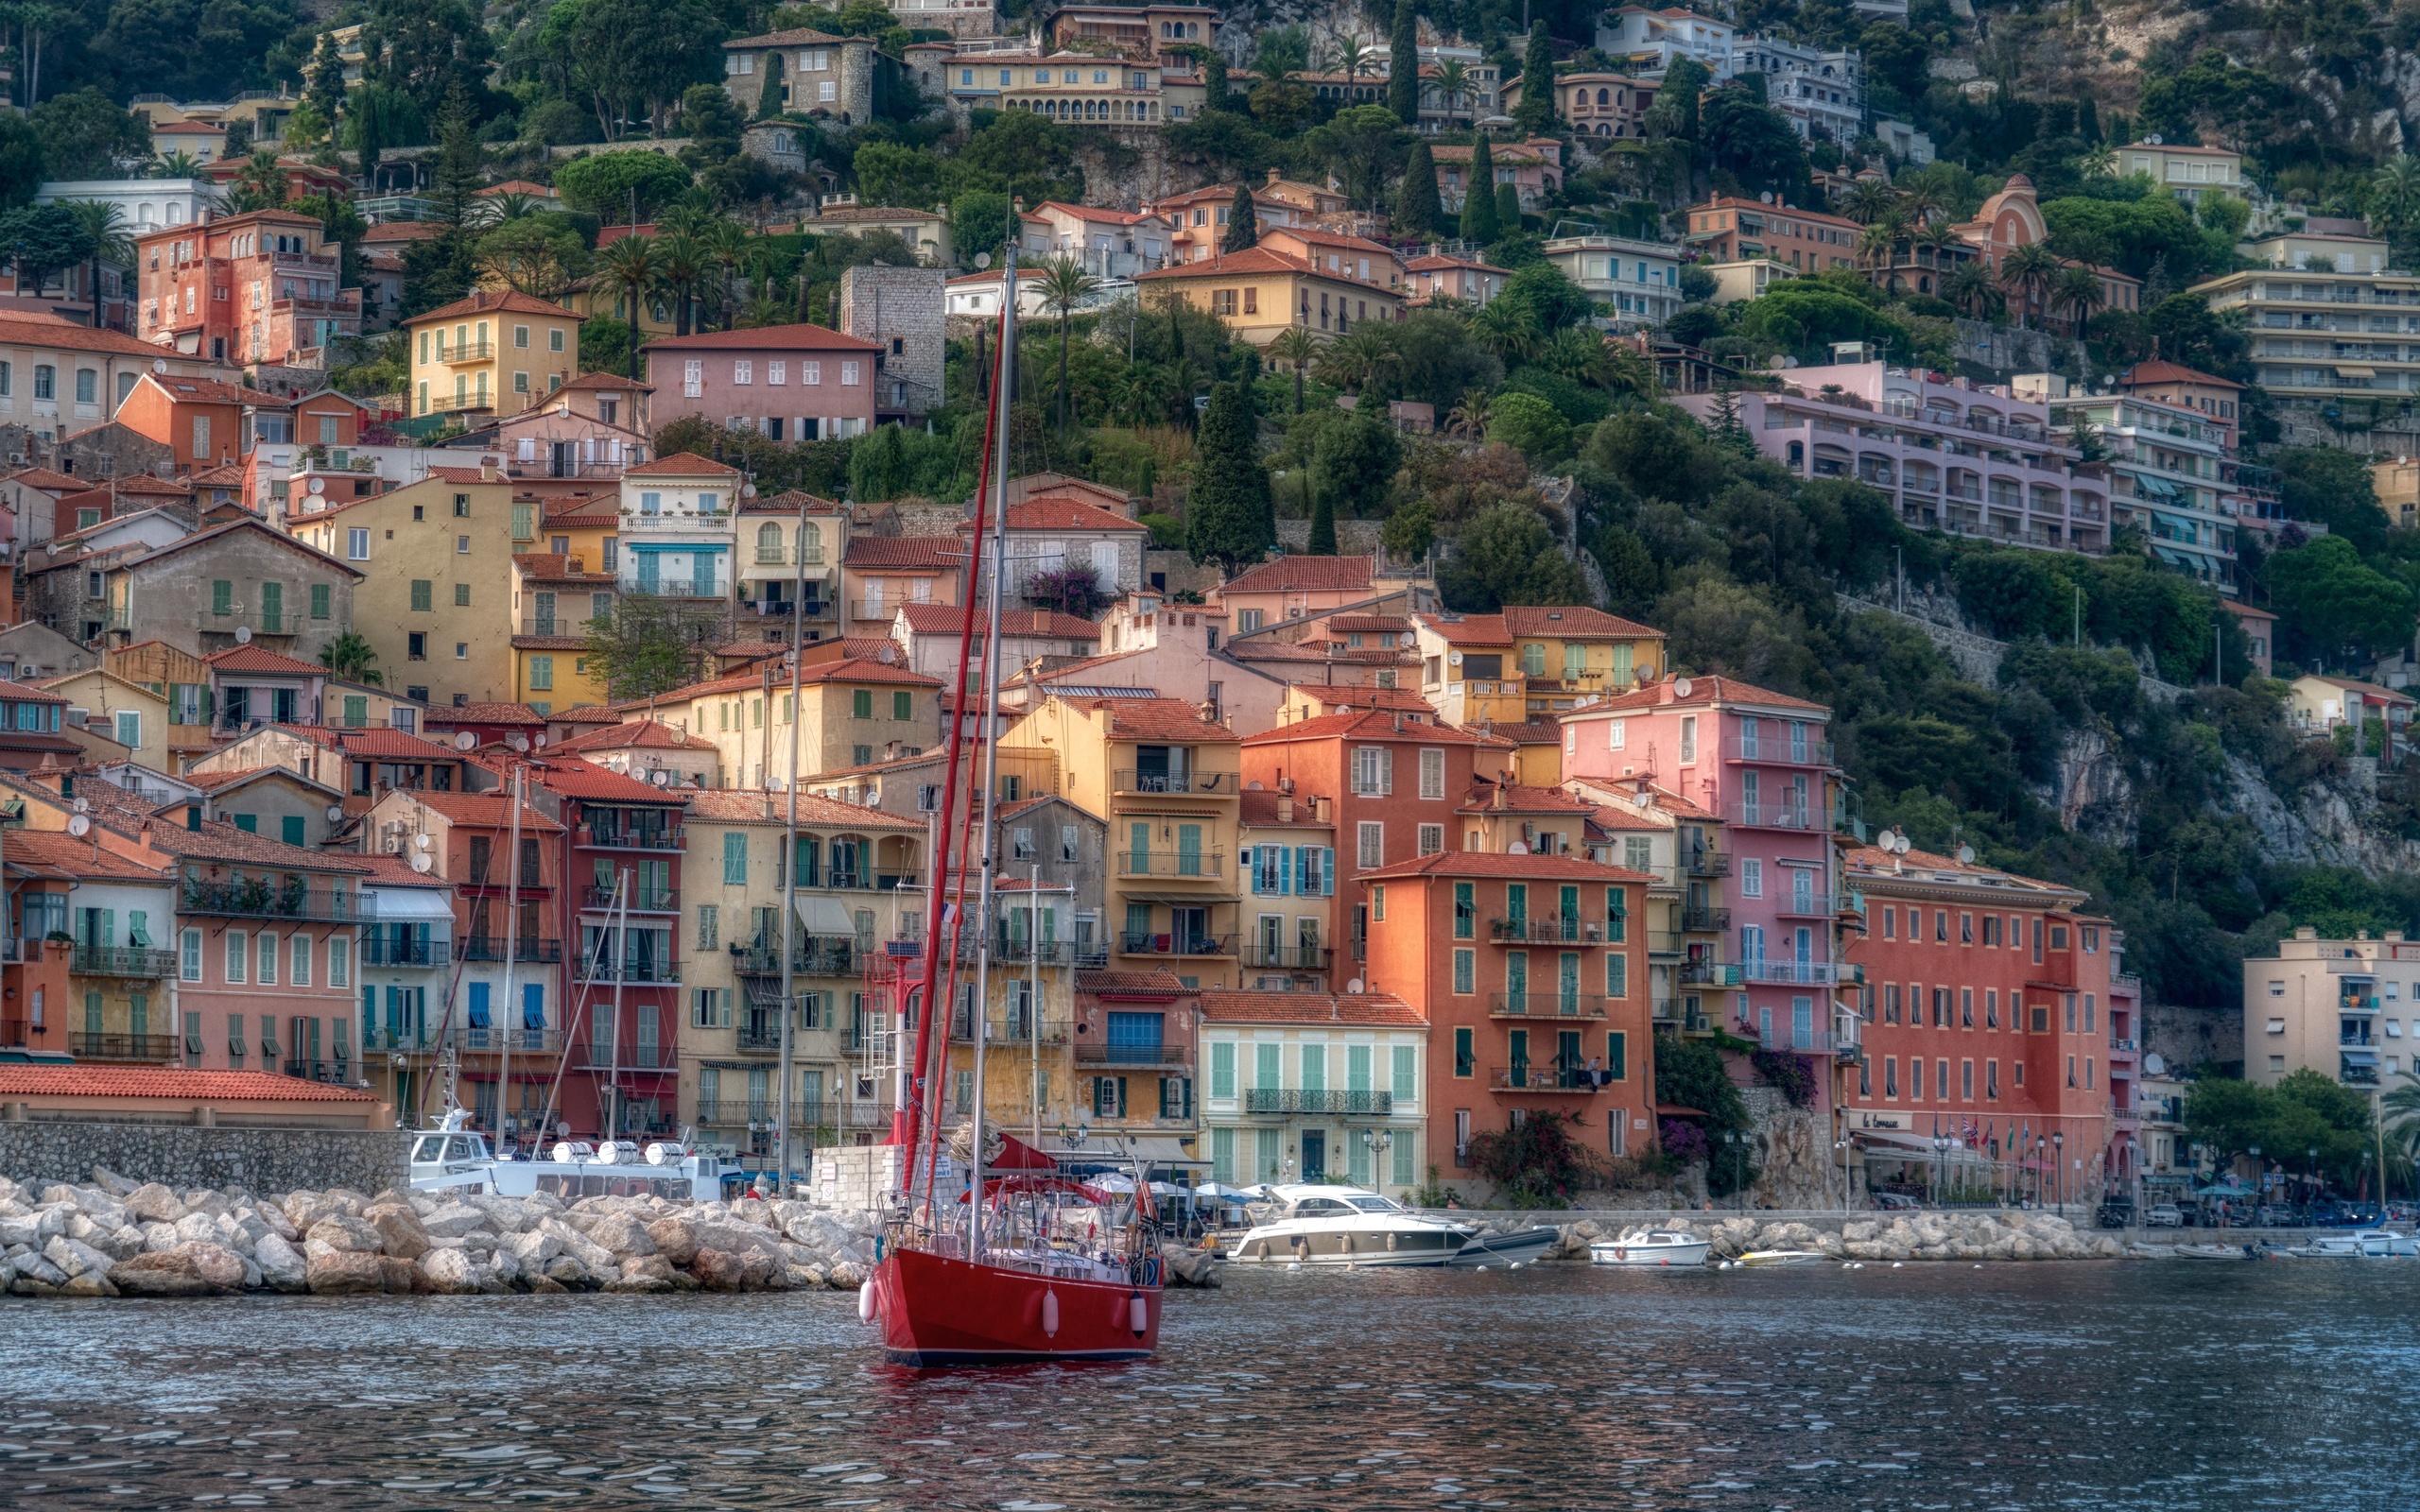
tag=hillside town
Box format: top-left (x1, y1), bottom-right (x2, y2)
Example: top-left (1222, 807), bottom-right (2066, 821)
top-left (0, 0), bottom-right (2413, 1237)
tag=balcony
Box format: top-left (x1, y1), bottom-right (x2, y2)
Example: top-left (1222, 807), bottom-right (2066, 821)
top-left (1116, 849), bottom-right (1225, 879)
top-left (68, 946), bottom-right (178, 978)
top-left (1684, 848), bottom-right (1731, 878)
top-left (1112, 769), bottom-right (1238, 797)
top-left (626, 578), bottom-right (730, 599)
top-left (360, 936), bottom-right (451, 969)
top-left (2340, 1032), bottom-right (2377, 1047)
top-left (443, 1026), bottom-right (563, 1055)
top-left (570, 1043), bottom-right (677, 1071)
top-left (1648, 931), bottom-right (1684, 955)
top-left (573, 958), bottom-right (683, 985)
top-left (1727, 735), bottom-right (1835, 766)
top-left (1243, 1089), bottom-right (1393, 1115)
top-left (1744, 1027), bottom-right (1857, 1055)
top-left (1488, 918), bottom-right (1615, 945)
top-left (1242, 942), bottom-right (1330, 971)
top-left (620, 507), bottom-right (734, 533)
top-left (1075, 1040), bottom-right (1191, 1066)
top-left (578, 825), bottom-right (683, 850)
top-left (1739, 960), bottom-right (1857, 985)
top-left (69, 1032), bottom-right (176, 1061)
top-left (2110, 972), bottom-right (2142, 995)
top-left (435, 340), bottom-right (495, 363)
top-left (181, 880), bottom-right (372, 923)
top-left (731, 940), bottom-right (859, 976)
top-left (282, 1059), bottom-right (345, 1083)
top-left (694, 1099), bottom-right (892, 1129)
top-left (735, 1023), bottom-right (790, 1052)
top-left (458, 936), bottom-right (566, 964)
top-left (1720, 800), bottom-right (1819, 832)
top-left (1680, 904), bottom-right (1730, 933)
top-left (1681, 960), bottom-right (1740, 987)
top-left (948, 1010), bottom-right (1072, 1045)
top-left (1490, 992), bottom-right (1612, 1020)
top-left (1486, 1065), bottom-right (1601, 1093)
top-left (1775, 891), bottom-right (1858, 919)
top-left (581, 885), bottom-right (679, 913)
top-left (1652, 996), bottom-right (1678, 1022)
top-left (2109, 1036), bottom-right (2139, 1053)
top-left (1118, 932), bottom-right (1234, 957)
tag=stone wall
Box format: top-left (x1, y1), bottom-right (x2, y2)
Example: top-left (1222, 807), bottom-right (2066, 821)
top-left (839, 265), bottom-right (946, 415)
top-left (0, 1122), bottom-right (407, 1196)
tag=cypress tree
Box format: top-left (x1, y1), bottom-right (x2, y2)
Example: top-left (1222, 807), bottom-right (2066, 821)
top-left (759, 57), bottom-right (785, 119)
top-left (1387, 0), bottom-right (1422, 127)
top-left (1223, 182), bottom-right (1258, 251)
top-left (1460, 137), bottom-right (1499, 243)
top-left (1203, 50), bottom-right (1230, 111)
top-left (1516, 22), bottom-right (1555, 136)
top-left (1307, 472), bottom-right (1338, 555)
top-left (2078, 96), bottom-right (2100, 144)
top-left (1495, 181), bottom-right (1523, 235)
top-left (1184, 383), bottom-right (1275, 574)
top-left (1396, 140), bottom-right (1443, 237)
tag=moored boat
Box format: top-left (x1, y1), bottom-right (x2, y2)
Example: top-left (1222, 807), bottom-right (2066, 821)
top-left (1222, 1185), bottom-right (1556, 1267)
top-left (871, 1244), bottom-right (1160, 1366)
top-left (1735, 1248), bottom-right (1824, 1266)
top-left (1590, 1229), bottom-right (1711, 1267)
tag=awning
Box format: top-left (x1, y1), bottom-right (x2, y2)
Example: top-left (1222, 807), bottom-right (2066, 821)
top-left (364, 885), bottom-right (458, 920)
top-left (794, 896), bottom-right (857, 936)
top-left (2338, 365), bottom-right (2378, 378)
top-left (1042, 1135), bottom-right (1207, 1168)
top-left (1853, 1125), bottom-right (2000, 1163)
top-left (2342, 1049), bottom-right (2380, 1067)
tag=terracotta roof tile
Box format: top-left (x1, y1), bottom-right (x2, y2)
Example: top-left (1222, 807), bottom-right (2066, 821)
top-left (1357, 851), bottom-right (1655, 885)
top-left (431, 702), bottom-right (547, 726)
top-left (1456, 782), bottom-right (1596, 816)
top-left (1238, 789), bottom-right (1331, 827)
top-left (1499, 606), bottom-right (1665, 640)
top-left (1052, 694), bottom-right (1238, 742)
top-left (957, 498), bottom-right (1146, 533)
top-left (1, 829), bottom-right (171, 883)
top-left (843, 537), bottom-right (961, 569)
top-left (1571, 676), bottom-right (1829, 715)
top-left (624, 451), bottom-right (742, 478)
top-left (1243, 710), bottom-right (1491, 746)
top-left (1483, 720), bottom-right (1564, 745)
top-left (202, 644), bottom-right (324, 676)
top-left (550, 719), bottom-right (717, 753)
top-left (894, 603), bottom-right (1101, 641)
top-left (354, 853), bottom-right (453, 888)
top-left (560, 371), bottom-right (655, 393)
top-left (683, 788), bottom-right (927, 828)
top-left (1077, 968), bottom-right (1190, 997)
top-left (1219, 555), bottom-right (1378, 594)
top-left (639, 323), bottom-right (880, 354)
top-left (526, 758), bottom-right (689, 804)
top-left (1197, 990), bottom-right (1424, 1025)
top-left (0, 1066), bottom-right (377, 1102)
top-left (1326, 614), bottom-right (1412, 633)
top-left (411, 289), bottom-right (579, 324)
top-left (151, 816), bottom-right (372, 872)
top-left (406, 791), bottom-right (565, 832)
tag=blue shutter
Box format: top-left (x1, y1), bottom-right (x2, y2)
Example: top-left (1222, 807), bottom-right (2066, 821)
top-left (467, 982), bottom-right (492, 1028)
top-left (1280, 845), bottom-right (1294, 895)
top-left (524, 982), bottom-right (545, 1030)
top-left (1324, 848), bottom-right (1338, 896)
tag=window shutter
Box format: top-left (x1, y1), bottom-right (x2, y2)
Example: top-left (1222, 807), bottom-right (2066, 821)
top-left (1324, 848), bottom-right (1337, 895)
top-left (1381, 748), bottom-right (1394, 794)
top-left (1280, 845), bottom-right (1293, 895)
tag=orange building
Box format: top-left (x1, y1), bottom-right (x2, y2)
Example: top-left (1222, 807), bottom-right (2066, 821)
top-left (1358, 850), bottom-right (1656, 1190)
top-left (113, 372), bottom-right (290, 471)
top-left (133, 209), bottom-right (362, 367)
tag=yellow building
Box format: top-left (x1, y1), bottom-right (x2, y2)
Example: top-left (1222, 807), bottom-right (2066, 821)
top-left (1237, 786), bottom-right (1336, 991)
top-left (41, 669), bottom-right (173, 770)
top-left (511, 551), bottom-right (617, 714)
top-left (285, 474), bottom-right (519, 708)
top-left (998, 694), bottom-right (1246, 990)
top-left (1412, 607), bottom-right (1667, 727)
top-left (1132, 245), bottom-right (1402, 346)
top-left (648, 651), bottom-right (946, 789)
top-left (406, 290), bottom-right (581, 421)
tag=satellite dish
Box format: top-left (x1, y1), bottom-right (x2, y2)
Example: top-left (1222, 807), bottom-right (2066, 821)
top-left (1449, 651), bottom-right (1463, 666)
top-left (2143, 1051), bottom-right (2166, 1075)
top-left (414, 833), bottom-right (431, 850)
top-left (1672, 677), bottom-right (1692, 697)
top-left (325, 805), bottom-right (345, 822)
top-left (409, 850), bottom-right (433, 873)
top-left (72, 796), bottom-right (88, 814)
top-left (533, 732), bottom-right (548, 748)
top-left (877, 644), bottom-right (896, 664)
top-left (976, 251), bottom-right (992, 269)
top-left (1345, 978), bottom-right (1365, 994)
top-left (1956, 843), bottom-right (1976, 865)
top-left (234, 625), bottom-right (252, 644)
top-left (152, 358), bottom-right (166, 373)
top-left (1507, 840), bottom-right (1529, 855)
top-left (306, 477), bottom-right (324, 495)
top-left (509, 733), bottom-right (530, 752)
top-left (651, 768), bottom-right (672, 786)
top-left (454, 730), bottom-right (477, 750)
top-left (65, 814), bottom-right (89, 837)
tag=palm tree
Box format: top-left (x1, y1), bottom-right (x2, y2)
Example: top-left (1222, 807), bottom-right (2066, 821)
top-left (1915, 221), bottom-right (1961, 270)
top-left (2382, 1069), bottom-right (2420, 1170)
top-left (477, 191), bottom-right (540, 227)
top-left (1605, 343), bottom-right (1654, 399)
top-left (1897, 182), bottom-right (1942, 227)
top-left (155, 149), bottom-right (204, 180)
top-left (319, 630), bottom-right (382, 686)
top-left (1265, 324), bottom-right (1320, 414)
top-left (1841, 178), bottom-right (1901, 225)
top-left (701, 218), bottom-right (749, 330)
top-left (1435, 58), bottom-right (1471, 123)
top-left (61, 200), bottom-right (130, 330)
top-left (1997, 242), bottom-right (2061, 330)
top-left (593, 234), bottom-right (661, 375)
top-left (1941, 261), bottom-right (2001, 320)
top-left (1113, 361), bottom-right (1168, 426)
top-left (1163, 355), bottom-right (1206, 427)
top-left (229, 149), bottom-right (287, 212)
top-left (1036, 255), bottom-right (1101, 435)
top-left (1315, 324), bottom-right (1396, 395)
top-left (653, 230), bottom-right (707, 335)
top-left (2053, 265), bottom-right (2108, 336)
top-left (1446, 387), bottom-right (1490, 439)
top-left (1468, 296), bottom-right (1541, 365)
top-left (1539, 327), bottom-right (1613, 387)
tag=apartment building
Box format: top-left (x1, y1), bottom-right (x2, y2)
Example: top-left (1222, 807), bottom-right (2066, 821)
top-left (1596, 6), bottom-right (1737, 75)
top-left (1526, 74), bottom-right (1655, 139)
top-left (405, 290), bottom-right (581, 421)
top-left (1018, 202), bottom-right (1173, 280)
top-left (2115, 141), bottom-right (2246, 203)
top-left (640, 325), bottom-right (880, 441)
top-left (2046, 388), bottom-right (2235, 589)
top-left (1430, 138), bottom-right (1564, 213)
top-left (134, 209), bottom-right (360, 367)
top-left (1132, 247), bottom-right (1403, 343)
top-left (1679, 362), bottom-right (2103, 556)
top-left (1569, 775), bottom-right (1737, 1042)
top-left (2245, 927), bottom-right (2420, 1092)
top-left (1540, 236), bottom-right (1685, 330)
top-left (1199, 989), bottom-right (1426, 1193)
top-left (721, 27), bottom-right (878, 124)
top-left (1685, 198), bottom-right (1862, 272)
top-left (0, 313), bottom-right (226, 447)
top-left (1411, 607), bottom-right (1668, 728)
top-left (1732, 38), bottom-right (1861, 144)
top-left (2192, 265), bottom-right (2420, 414)
top-left (1238, 786), bottom-right (1338, 990)
top-left (1843, 837), bottom-right (2131, 1203)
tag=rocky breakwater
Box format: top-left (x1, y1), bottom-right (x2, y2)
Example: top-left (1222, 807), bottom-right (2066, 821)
top-left (0, 1170), bottom-right (889, 1297)
top-left (1540, 1211), bottom-right (2129, 1262)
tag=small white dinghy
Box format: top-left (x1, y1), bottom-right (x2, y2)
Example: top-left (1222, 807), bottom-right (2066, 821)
top-left (2173, 1243), bottom-right (2260, 1261)
top-left (1590, 1229), bottom-right (1711, 1267)
top-left (1736, 1248), bottom-right (1825, 1267)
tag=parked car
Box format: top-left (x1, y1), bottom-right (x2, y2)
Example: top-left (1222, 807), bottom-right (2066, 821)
top-left (1870, 1191), bottom-right (1920, 1211)
top-left (2146, 1203), bottom-right (2185, 1228)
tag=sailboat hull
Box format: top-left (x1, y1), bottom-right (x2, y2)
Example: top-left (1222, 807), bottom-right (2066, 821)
top-left (871, 1247), bottom-right (1162, 1366)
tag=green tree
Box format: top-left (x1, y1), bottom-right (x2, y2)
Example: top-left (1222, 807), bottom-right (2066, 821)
top-left (2272, 534), bottom-right (2416, 669)
top-left (1037, 254), bottom-right (1100, 435)
top-left (593, 234), bottom-right (661, 374)
top-left (1653, 1036), bottom-right (1756, 1196)
top-left (582, 593), bottom-right (708, 700)
top-left (1387, 0), bottom-right (1421, 127)
top-left (1459, 137), bottom-right (1500, 243)
top-left (1222, 182), bottom-right (1257, 251)
top-left (1306, 473), bottom-right (1337, 554)
top-left (1515, 22), bottom-right (1555, 136)
top-left (29, 89), bottom-right (147, 180)
top-left (1486, 389), bottom-right (1571, 459)
top-left (2276, 447), bottom-right (2386, 555)
top-left (1382, 496), bottom-right (1436, 561)
top-left (318, 630), bottom-right (383, 686)
top-left (1309, 409), bottom-right (1402, 518)
top-left (757, 53), bottom-right (785, 119)
top-left (1396, 139), bottom-right (1443, 238)
top-left (554, 149), bottom-right (694, 222)
top-left (1439, 502), bottom-right (1588, 611)
top-left (60, 200), bottom-right (130, 329)
top-left (854, 140), bottom-right (941, 209)
top-left (475, 217), bottom-right (591, 300)
top-left (1266, 324), bottom-right (1319, 415)
top-left (1493, 181), bottom-right (1523, 236)
top-left (1185, 382), bottom-right (1274, 574)
top-left (0, 203), bottom-right (93, 297)
top-left (951, 191), bottom-right (1013, 265)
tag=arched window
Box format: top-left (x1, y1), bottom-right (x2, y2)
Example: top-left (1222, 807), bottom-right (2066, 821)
top-left (757, 521), bottom-right (784, 560)
top-left (802, 522), bottom-right (823, 562)
top-left (1597, 88), bottom-right (1610, 105)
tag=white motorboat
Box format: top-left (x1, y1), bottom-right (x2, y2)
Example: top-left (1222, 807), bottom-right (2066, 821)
top-left (2294, 1228), bottom-right (2419, 1258)
top-left (2173, 1243), bottom-right (2260, 1261)
top-left (1223, 1185), bottom-right (1558, 1267)
top-left (1590, 1229), bottom-right (1710, 1267)
top-left (408, 1109), bottom-right (732, 1201)
top-left (1735, 1248), bottom-right (1824, 1266)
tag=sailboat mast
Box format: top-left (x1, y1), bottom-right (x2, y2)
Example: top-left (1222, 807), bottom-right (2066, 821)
top-left (497, 765), bottom-right (523, 1151)
top-left (966, 245), bottom-right (1018, 1261)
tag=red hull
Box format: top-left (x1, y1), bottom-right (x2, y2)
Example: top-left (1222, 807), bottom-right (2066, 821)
top-left (870, 1247), bottom-right (1161, 1366)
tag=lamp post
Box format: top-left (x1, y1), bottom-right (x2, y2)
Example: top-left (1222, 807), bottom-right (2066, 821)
top-left (2050, 1130), bottom-right (2065, 1217)
top-left (1723, 1130), bottom-right (1741, 1212)
top-left (2248, 1143), bottom-right (2261, 1227)
top-left (1836, 1137), bottom-right (1851, 1214)
top-left (2308, 1143), bottom-right (2320, 1211)
top-left (1363, 1128), bottom-right (1394, 1195)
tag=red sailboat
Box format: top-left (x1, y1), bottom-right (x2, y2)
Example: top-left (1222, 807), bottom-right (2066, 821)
top-left (863, 249), bottom-right (1163, 1367)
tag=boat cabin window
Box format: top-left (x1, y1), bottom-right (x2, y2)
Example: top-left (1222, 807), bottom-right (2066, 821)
top-left (1290, 1196), bottom-right (1355, 1215)
top-left (410, 1136), bottom-right (442, 1162)
top-left (1344, 1195), bottom-right (1403, 1212)
top-left (447, 1137), bottom-right (483, 1161)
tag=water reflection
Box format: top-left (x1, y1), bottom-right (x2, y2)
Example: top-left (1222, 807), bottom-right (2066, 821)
top-left (0, 1261), bottom-right (2411, 1508)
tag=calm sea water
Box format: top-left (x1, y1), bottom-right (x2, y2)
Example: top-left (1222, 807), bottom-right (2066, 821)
top-left (0, 1259), bottom-right (2410, 1509)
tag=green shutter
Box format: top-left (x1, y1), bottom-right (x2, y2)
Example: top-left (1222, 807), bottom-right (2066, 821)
top-left (342, 695), bottom-right (366, 727)
top-left (511, 503), bottom-right (534, 540)
top-left (892, 690), bottom-right (911, 720)
top-left (260, 581), bottom-right (282, 628)
top-left (410, 580), bottom-right (432, 611)
top-left (311, 583), bottom-right (331, 620)
top-left (455, 582), bottom-right (471, 607)
top-left (1607, 1031), bottom-right (1626, 1080)
top-left (724, 831), bottom-right (748, 885)
top-left (1210, 1040), bottom-right (1235, 1098)
top-left (853, 688), bottom-right (873, 718)
top-left (211, 579), bottom-right (232, 614)
top-left (281, 816), bottom-right (305, 846)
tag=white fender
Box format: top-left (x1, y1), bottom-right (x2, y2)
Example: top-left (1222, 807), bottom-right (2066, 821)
top-left (858, 1275), bottom-right (876, 1323)
top-left (1042, 1288), bottom-right (1060, 1338)
top-left (1129, 1293), bottom-right (1148, 1334)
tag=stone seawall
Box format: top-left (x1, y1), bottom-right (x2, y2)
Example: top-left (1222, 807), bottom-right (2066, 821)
top-left (1423, 1209), bottom-right (2134, 1261)
top-left (0, 1124), bottom-right (406, 1197)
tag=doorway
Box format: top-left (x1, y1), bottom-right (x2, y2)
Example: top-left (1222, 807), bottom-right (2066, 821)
top-left (1301, 1129), bottom-right (1325, 1181)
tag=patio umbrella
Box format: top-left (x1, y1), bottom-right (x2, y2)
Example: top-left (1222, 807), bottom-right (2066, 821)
top-left (1194, 1182), bottom-right (1253, 1201)
top-left (1091, 1173), bottom-right (1137, 1193)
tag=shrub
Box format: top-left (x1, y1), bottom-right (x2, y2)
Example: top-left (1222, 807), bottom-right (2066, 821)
top-left (1462, 1109), bottom-right (1601, 1206)
top-left (1750, 1048), bottom-right (1817, 1108)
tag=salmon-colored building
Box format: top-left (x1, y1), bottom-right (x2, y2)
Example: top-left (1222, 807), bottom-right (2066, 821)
top-left (134, 209), bottom-right (362, 367)
top-left (113, 372), bottom-right (290, 471)
top-left (1359, 850), bottom-right (1656, 1192)
top-left (1841, 837), bottom-right (2131, 1207)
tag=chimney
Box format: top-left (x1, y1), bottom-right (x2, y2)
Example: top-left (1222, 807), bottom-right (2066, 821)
top-left (480, 456), bottom-right (498, 483)
top-left (1276, 795), bottom-right (1294, 823)
top-left (1312, 795), bottom-right (1332, 824)
top-left (1266, 168), bottom-right (1281, 186)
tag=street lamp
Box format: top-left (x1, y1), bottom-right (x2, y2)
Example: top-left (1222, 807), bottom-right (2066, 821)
top-left (1931, 1132), bottom-right (1950, 1208)
top-left (1722, 1130), bottom-right (1742, 1212)
top-left (1835, 1137), bottom-right (1852, 1214)
top-left (2248, 1144), bottom-right (2261, 1227)
top-left (1362, 1128), bottom-right (1394, 1195)
top-left (2050, 1130), bottom-right (2065, 1217)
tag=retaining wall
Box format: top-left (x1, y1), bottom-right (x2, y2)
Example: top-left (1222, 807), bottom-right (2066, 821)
top-left (0, 1123), bottom-right (408, 1196)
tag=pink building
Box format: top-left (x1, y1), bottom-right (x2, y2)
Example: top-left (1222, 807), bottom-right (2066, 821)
top-left (1430, 137), bottom-right (1564, 212)
top-left (1210, 555), bottom-right (1403, 637)
top-left (1678, 362), bottom-right (2103, 556)
top-left (639, 324), bottom-right (882, 441)
top-left (1403, 253), bottom-right (1507, 306)
top-left (1559, 676), bottom-right (1858, 1102)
